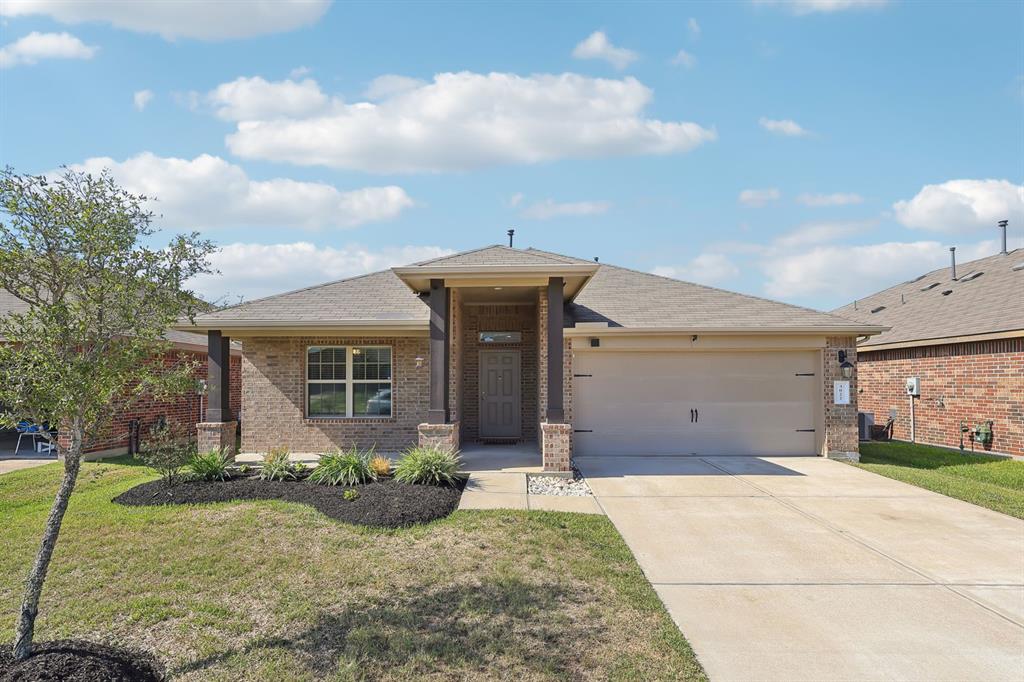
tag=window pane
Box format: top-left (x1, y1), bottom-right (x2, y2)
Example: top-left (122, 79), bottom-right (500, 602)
top-left (480, 331), bottom-right (522, 343)
top-left (308, 364), bottom-right (320, 380)
top-left (308, 382), bottom-right (346, 417)
top-left (353, 346), bottom-right (390, 383)
top-left (353, 383), bottom-right (391, 416)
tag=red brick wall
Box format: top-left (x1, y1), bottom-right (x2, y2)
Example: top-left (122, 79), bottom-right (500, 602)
top-left (858, 338), bottom-right (1023, 456)
top-left (60, 350), bottom-right (241, 455)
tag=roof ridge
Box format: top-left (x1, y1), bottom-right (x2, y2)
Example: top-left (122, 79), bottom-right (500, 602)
top-left (410, 244), bottom-right (506, 266)
top-left (600, 262), bottom-right (863, 326)
top-left (524, 246), bottom-right (595, 264)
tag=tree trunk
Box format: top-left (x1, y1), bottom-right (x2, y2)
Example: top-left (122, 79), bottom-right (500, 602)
top-left (12, 427), bottom-right (83, 661)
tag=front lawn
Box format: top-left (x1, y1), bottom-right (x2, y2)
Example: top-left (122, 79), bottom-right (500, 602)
top-left (0, 458), bottom-right (705, 681)
top-left (856, 441), bottom-right (1024, 519)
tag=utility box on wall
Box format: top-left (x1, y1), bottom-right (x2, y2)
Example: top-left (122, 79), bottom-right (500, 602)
top-left (905, 377), bottom-right (921, 396)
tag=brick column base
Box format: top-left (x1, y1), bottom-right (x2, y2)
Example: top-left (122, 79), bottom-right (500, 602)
top-left (826, 450), bottom-right (860, 463)
top-left (541, 422), bottom-right (572, 472)
top-left (418, 421), bottom-right (460, 453)
top-left (197, 421), bottom-right (238, 459)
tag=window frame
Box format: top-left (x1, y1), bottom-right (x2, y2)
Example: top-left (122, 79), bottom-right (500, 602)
top-left (305, 345), bottom-right (393, 419)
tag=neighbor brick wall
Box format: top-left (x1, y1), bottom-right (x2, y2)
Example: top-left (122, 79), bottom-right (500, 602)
top-left (241, 336), bottom-right (429, 454)
top-left (858, 337), bottom-right (1024, 457)
top-left (59, 350), bottom-right (241, 456)
top-left (824, 336), bottom-right (860, 457)
top-left (460, 302), bottom-right (538, 443)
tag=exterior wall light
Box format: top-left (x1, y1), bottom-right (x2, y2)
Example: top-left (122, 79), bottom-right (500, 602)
top-left (415, 356), bottom-right (424, 369)
top-left (838, 350), bottom-right (854, 380)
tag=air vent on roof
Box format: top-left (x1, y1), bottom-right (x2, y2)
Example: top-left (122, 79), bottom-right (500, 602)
top-left (920, 282), bottom-right (940, 291)
top-left (870, 305), bottom-right (886, 314)
top-left (941, 289), bottom-right (953, 296)
top-left (1013, 262), bottom-right (1024, 272)
top-left (907, 274), bottom-right (926, 283)
top-left (960, 271), bottom-right (983, 282)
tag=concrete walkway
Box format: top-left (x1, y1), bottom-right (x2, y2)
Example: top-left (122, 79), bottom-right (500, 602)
top-left (0, 456), bottom-right (57, 475)
top-left (575, 455), bottom-right (1024, 682)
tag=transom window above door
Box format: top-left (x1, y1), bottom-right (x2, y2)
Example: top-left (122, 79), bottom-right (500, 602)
top-left (479, 331), bottom-right (522, 343)
top-left (307, 346), bottom-right (392, 418)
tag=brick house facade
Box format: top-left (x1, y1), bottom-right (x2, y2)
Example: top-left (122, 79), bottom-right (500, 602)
top-left (858, 338), bottom-right (1023, 457)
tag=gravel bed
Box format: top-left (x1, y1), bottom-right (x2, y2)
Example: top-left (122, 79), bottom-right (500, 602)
top-left (528, 472), bottom-right (592, 496)
top-left (113, 475), bottom-right (465, 528)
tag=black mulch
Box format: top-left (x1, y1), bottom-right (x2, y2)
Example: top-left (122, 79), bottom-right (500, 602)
top-left (113, 476), bottom-right (466, 528)
top-left (0, 640), bottom-right (164, 682)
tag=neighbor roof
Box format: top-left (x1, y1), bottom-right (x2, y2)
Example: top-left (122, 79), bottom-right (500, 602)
top-left (832, 248), bottom-right (1024, 348)
top-left (1, 288), bottom-right (211, 349)
top-left (183, 245), bottom-right (879, 335)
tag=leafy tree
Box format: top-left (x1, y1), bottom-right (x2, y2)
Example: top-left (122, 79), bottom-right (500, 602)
top-left (0, 167), bottom-right (214, 660)
top-left (139, 421), bottom-right (197, 487)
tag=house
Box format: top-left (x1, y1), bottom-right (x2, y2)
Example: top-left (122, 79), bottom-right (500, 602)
top-left (0, 289), bottom-right (242, 458)
top-left (833, 247), bottom-right (1023, 457)
top-left (178, 245), bottom-right (884, 471)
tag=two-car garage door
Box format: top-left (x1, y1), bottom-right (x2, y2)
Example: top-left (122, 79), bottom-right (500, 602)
top-left (573, 350), bottom-right (819, 457)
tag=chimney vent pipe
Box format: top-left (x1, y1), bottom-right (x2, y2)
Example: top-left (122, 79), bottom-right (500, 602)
top-left (507, 228), bottom-right (515, 248)
top-left (950, 247), bottom-right (957, 280)
top-left (998, 220), bottom-right (1009, 255)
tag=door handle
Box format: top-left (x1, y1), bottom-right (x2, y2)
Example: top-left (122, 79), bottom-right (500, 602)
top-left (690, 408), bottom-right (694, 423)
top-left (694, 409), bottom-right (699, 423)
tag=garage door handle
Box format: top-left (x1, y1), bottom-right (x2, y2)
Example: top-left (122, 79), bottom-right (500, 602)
top-left (689, 409), bottom-right (694, 423)
top-left (796, 429), bottom-right (815, 432)
top-left (695, 409), bottom-right (698, 423)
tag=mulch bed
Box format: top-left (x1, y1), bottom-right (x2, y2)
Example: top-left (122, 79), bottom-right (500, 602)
top-left (0, 640), bottom-right (164, 681)
top-left (113, 475), bottom-right (465, 528)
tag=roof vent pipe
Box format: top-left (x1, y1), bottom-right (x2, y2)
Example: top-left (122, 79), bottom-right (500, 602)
top-left (998, 220), bottom-right (1008, 255)
top-left (507, 228), bottom-right (515, 248)
top-left (950, 247), bottom-right (957, 280)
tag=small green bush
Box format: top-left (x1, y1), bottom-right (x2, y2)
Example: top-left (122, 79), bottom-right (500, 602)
top-left (188, 448), bottom-right (233, 481)
top-left (259, 447), bottom-right (298, 481)
top-left (393, 446), bottom-right (462, 486)
top-left (343, 488), bottom-right (360, 501)
top-left (138, 422), bottom-right (196, 487)
top-left (309, 447), bottom-right (376, 486)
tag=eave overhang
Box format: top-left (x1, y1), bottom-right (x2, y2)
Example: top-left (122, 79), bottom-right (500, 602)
top-left (564, 324), bottom-right (890, 337)
top-left (173, 318), bottom-right (429, 337)
top-left (392, 263), bottom-right (599, 301)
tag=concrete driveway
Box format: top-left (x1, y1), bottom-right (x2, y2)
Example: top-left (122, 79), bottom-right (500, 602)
top-left (575, 455), bottom-right (1024, 682)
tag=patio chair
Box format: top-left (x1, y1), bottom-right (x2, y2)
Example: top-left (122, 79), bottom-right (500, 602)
top-left (15, 421), bottom-right (41, 455)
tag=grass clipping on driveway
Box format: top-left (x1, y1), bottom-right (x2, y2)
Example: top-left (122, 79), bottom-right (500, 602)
top-left (0, 459), bottom-right (706, 681)
top-left (857, 441), bottom-right (1024, 519)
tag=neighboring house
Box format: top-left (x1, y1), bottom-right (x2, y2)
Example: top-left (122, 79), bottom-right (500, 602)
top-left (1, 289), bottom-right (241, 458)
top-left (833, 247), bottom-right (1023, 457)
top-left (178, 245), bottom-right (883, 471)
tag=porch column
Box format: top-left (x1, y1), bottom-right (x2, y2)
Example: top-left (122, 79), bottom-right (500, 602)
top-left (206, 329), bottom-right (232, 422)
top-left (427, 278), bottom-right (450, 423)
top-left (546, 276), bottom-right (564, 422)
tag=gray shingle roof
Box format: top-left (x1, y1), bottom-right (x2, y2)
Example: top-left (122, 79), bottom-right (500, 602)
top-left (189, 245), bottom-right (873, 332)
top-left (832, 248), bottom-right (1024, 347)
top-left (570, 264), bottom-right (868, 330)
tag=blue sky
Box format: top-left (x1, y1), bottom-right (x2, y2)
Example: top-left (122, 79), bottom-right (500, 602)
top-left (2, 0), bottom-right (1022, 310)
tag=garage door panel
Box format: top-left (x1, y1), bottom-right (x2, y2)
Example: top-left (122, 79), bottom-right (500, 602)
top-left (574, 350), bottom-right (817, 457)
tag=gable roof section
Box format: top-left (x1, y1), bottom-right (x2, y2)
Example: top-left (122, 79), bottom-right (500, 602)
top-left (413, 244), bottom-right (594, 267)
top-left (571, 264), bottom-right (873, 331)
top-left (832, 248), bottom-right (1024, 348)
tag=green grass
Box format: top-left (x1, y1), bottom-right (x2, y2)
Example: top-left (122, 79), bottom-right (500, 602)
top-left (856, 441), bottom-right (1024, 519)
top-left (0, 458), bottom-right (706, 681)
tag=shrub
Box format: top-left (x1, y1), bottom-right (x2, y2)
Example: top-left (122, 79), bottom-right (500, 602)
top-left (309, 447), bottom-right (376, 486)
top-left (188, 448), bottom-right (232, 481)
top-left (369, 455), bottom-right (392, 477)
top-left (259, 447), bottom-right (298, 481)
top-left (393, 446), bottom-right (462, 486)
top-left (138, 423), bottom-right (195, 487)
top-left (343, 488), bottom-right (360, 501)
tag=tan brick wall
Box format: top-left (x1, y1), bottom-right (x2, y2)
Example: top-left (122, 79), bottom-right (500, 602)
top-left (241, 336), bottom-right (429, 454)
top-left (824, 336), bottom-right (860, 457)
top-left (197, 420), bottom-right (238, 457)
top-left (448, 289), bottom-right (462, 422)
top-left (541, 422), bottom-right (572, 471)
top-left (418, 421), bottom-right (460, 452)
top-left (460, 303), bottom-right (538, 442)
top-left (858, 338), bottom-right (1023, 456)
top-left (538, 287), bottom-right (574, 464)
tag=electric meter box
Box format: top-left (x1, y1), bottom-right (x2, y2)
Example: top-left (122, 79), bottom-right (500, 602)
top-left (905, 377), bottom-right (921, 396)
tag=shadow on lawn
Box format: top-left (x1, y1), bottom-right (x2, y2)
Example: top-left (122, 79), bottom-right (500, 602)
top-left (174, 576), bottom-right (603, 678)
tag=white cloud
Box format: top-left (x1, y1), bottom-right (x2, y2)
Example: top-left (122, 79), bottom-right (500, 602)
top-left (688, 18), bottom-right (701, 38)
top-left (133, 89), bottom-right (154, 111)
top-left (759, 117), bottom-right (811, 137)
top-left (754, 0), bottom-right (888, 15)
top-left (773, 220), bottom-right (874, 248)
top-left (191, 242), bottom-right (454, 301)
top-left (739, 188), bottom-right (781, 207)
top-left (671, 49), bottom-right (697, 68)
top-left (289, 65), bottom-right (311, 79)
top-left (796, 192), bottom-right (863, 207)
top-left (521, 199), bottom-right (611, 220)
top-left (66, 153), bottom-right (414, 230)
top-left (572, 31), bottom-right (638, 70)
top-left (507, 192), bottom-right (525, 208)
top-left (363, 74), bottom-right (427, 100)
top-left (892, 179), bottom-right (1024, 234)
top-left (0, 0), bottom-right (330, 41)
top-left (762, 239), bottom-right (1012, 301)
top-left (207, 76), bottom-right (330, 121)
top-left (0, 31), bottom-right (96, 68)
top-left (221, 72), bottom-right (716, 173)
top-left (652, 253), bottom-right (739, 286)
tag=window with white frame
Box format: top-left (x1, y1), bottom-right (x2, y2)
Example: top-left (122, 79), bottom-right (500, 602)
top-left (307, 346), bottom-right (392, 418)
